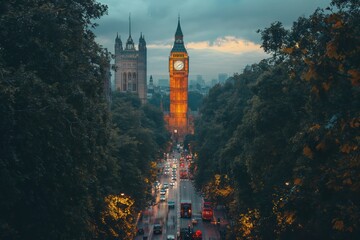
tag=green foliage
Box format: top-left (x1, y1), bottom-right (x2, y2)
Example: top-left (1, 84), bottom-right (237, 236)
top-left (0, 0), bottom-right (113, 239)
top-left (148, 92), bottom-right (170, 111)
top-left (0, 1), bottom-right (169, 240)
top-left (193, 1), bottom-right (360, 239)
top-left (110, 92), bottom-right (169, 210)
top-left (188, 91), bottom-right (204, 111)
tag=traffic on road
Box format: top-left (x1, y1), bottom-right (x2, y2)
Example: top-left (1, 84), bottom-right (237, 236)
top-left (135, 148), bottom-right (227, 240)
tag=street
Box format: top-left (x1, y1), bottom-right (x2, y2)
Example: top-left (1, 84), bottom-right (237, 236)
top-left (135, 150), bottom-right (223, 240)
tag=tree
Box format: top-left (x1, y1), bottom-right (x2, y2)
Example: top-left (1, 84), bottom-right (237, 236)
top-left (193, 1), bottom-right (359, 239)
top-left (109, 91), bottom-right (169, 219)
top-left (0, 1), bottom-right (114, 239)
top-left (258, 1), bottom-right (360, 238)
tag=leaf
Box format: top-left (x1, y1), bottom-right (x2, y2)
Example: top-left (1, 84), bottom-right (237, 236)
top-left (282, 47), bottom-right (294, 54)
top-left (342, 178), bottom-right (352, 185)
top-left (294, 178), bottom-right (302, 185)
top-left (303, 146), bottom-right (313, 159)
top-left (302, 66), bottom-right (317, 81)
top-left (311, 86), bottom-right (319, 96)
top-left (340, 144), bottom-right (352, 153)
top-left (309, 124), bottom-right (321, 131)
top-left (316, 141), bottom-right (326, 151)
top-left (338, 64), bottom-right (344, 72)
top-left (348, 69), bottom-right (360, 86)
top-left (304, 58), bottom-right (313, 65)
top-left (333, 220), bottom-right (344, 231)
top-left (333, 20), bottom-right (343, 29)
top-left (326, 41), bottom-right (340, 59)
top-left (284, 211), bottom-right (296, 224)
top-left (349, 118), bottom-right (360, 128)
top-left (326, 13), bottom-right (342, 24)
top-left (322, 82), bottom-right (331, 92)
top-left (289, 72), bottom-right (296, 79)
top-left (301, 48), bottom-right (308, 54)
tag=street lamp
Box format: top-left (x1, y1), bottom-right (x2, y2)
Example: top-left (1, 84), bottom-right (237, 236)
top-left (174, 129), bottom-right (178, 143)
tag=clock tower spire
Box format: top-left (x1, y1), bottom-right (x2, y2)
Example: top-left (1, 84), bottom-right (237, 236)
top-left (171, 16), bottom-right (187, 53)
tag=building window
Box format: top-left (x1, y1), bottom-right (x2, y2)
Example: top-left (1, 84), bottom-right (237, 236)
top-left (133, 73), bottom-right (137, 92)
top-left (123, 72), bottom-right (127, 91)
top-left (128, 72), bottom-right (132, 81)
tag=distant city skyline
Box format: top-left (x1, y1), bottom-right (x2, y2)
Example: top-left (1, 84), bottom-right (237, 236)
top-left (94, 0), bottom-right (331, 80)
top-left (150, 73), bottom-right (229, 83)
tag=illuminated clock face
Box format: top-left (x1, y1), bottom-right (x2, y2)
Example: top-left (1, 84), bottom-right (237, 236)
top-left (174, 60), bottom-right (184, 70)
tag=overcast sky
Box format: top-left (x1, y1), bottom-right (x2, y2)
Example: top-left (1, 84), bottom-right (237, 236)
top-left (93, 0), bottom-right (331, 83)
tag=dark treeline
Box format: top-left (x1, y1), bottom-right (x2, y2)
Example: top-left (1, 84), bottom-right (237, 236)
top-left (0, 1), bottom-right (168, 240)
top-left (192, 0), bottom-right (359, 239)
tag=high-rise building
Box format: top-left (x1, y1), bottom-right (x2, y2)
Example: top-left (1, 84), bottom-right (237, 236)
top-left (165, 17), bottom-right (193, 141)
top-left (196, 75), bottom-right (205, 87)
top-left (114, 15), bottom-right (147, 104)
top-left (218, 73), bottom-right (228, 84)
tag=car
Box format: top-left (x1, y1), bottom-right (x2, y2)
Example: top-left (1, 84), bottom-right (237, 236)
top-left (137, 227), bottom-right (144, 235)
top-left (172, 176), bottom-right (177, 181)
top-left (160, 189), bottom-right (166, 195)
top-left (160, 195), bottom-right (166, 201)
top-left (167, 234), bottom-right (175, 240)
top-left (168, 200), bottom-right (175, 208)
top-left (163, 182), bottom-right (169, 189)
top-left (170, 181), bottom-right (175, 186)
top-left (153, 224), bottom-right (162, 234)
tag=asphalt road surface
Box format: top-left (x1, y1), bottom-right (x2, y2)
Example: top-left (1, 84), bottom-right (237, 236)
top-left (135, 151), bottom-right (221, 240)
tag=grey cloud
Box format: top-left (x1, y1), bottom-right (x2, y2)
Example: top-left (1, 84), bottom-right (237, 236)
top-left (94, 0), bottom-right (331, 80)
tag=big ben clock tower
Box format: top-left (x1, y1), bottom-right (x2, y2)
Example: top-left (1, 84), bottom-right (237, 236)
top-left (167, 16), bottom-right (190, 141)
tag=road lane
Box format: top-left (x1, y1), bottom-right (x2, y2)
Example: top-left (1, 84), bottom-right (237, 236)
top-left (179, 167), bottom-right (220, 239)
top-left (136, 150), bottom-right (221, 239)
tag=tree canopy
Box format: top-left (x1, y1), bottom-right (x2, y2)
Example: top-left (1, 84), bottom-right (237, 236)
top-left (0, 1), bottom-right (169, 239)
top-left (192, 1), bottom-right (359, 239)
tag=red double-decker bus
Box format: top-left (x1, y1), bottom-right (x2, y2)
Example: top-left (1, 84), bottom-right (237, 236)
top-left (180, 200), bottom-right (192, 218)
top-left (180, 169), bottom-right (188, 179)
top-left (201, 201), bottom-right (213, 221)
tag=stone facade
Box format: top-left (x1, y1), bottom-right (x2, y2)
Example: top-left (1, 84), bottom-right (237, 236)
top-left (114, 18), bottom-right (147, 104)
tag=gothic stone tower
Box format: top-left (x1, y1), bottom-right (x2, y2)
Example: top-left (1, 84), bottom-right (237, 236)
top-left (167, 17), bottom-right (189, 141)
top-left (114, 16), bottom-right (147, 104)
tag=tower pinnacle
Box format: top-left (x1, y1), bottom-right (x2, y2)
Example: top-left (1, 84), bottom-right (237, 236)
top-left (125, 13), bottom-right (135, 50)
top-left (172, 16), bottom-right (186, 53)
top-left (129, 13), bottom-right (131, 37)
top-left (175, 16), bottom-right (183, 38)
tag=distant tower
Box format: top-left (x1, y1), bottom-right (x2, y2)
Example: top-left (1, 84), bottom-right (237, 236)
top-left (148, 75), bottom-right (154, 94)
top-left (114, 14), bottom-right (147, 103)
top-left (165, 16), bottom-right (190, 141)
